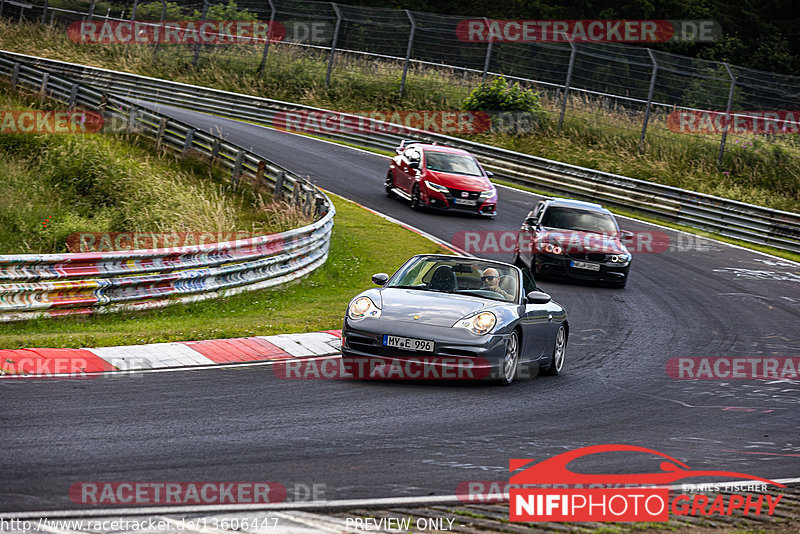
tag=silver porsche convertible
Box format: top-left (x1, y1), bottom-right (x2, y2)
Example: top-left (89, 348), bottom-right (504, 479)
top-left (341, 254), bottom-right (568, 385)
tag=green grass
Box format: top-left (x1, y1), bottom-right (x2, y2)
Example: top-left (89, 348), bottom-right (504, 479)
top-left (0, 20), bottom-right (797, 213)
top-left (0, 82), bottom-right (308, 254)
top-left (0, 194), bottom-right (447, 349)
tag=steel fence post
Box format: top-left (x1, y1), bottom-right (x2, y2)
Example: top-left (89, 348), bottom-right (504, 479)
top-left (232, 149), bottom-right (244, 186)
top-left (192, 0), bottom-right (209, 68)
top-left (131, 0), bottom-right (139, 21)
top-left (10, 62), bottom-right (19, 90)
top-left (718, 62), bottom-right (735, 166)
top-left (557, 41), bottom-right (576, 131)
top-left (257, 0), bottom-right (276, 79)
top-left (399, 9), bottom-right (415, 97)
top-left (39, 72), bottom-right (49, 100)
top-left (325, 2), bottom-right (342, 88)
top-left (274, 170), bottom-right (285, 199)
top-left (639, 49), bottom-right (658, 154)
top-left (155, 117), bottom-right (167, 151)
top-left (152, 0), bottom-right (167, 62)
top-left (481, 17), bottom-right (493, 82)
top-left (128, 106), bottom-right (138, 133)
top-left (68, 83), bottom-right (79, 110)
top-left (182, 128), bottom-right (194, 158)
top-left (0, 0), bottom-right (5, 20)
top-left (41, 0), bottom-right (48, 23)
top-left (87, 0), bottom-right (96, 20)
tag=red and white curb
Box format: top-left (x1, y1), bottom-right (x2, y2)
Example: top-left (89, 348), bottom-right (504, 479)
top-left (0, 330), bottom-right (342, 378)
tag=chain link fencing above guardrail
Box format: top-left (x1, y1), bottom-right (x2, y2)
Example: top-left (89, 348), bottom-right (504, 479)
top-left (3, 0), bottom-right (800, 166)
top-left (0, 53), bottom-right (335, 322)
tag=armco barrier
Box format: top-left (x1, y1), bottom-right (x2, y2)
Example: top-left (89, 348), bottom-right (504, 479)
top-left (0, 56), bottom-right (334, 322)
top-left (1, 50), bottom-right (797, 254)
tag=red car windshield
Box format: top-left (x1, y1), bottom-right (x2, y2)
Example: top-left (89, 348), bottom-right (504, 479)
top-left (424, 151), bottom-right (483, 176)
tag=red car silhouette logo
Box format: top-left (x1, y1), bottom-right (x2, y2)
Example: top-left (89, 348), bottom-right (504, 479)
top-left (510, 444), bottom-right (785, 487)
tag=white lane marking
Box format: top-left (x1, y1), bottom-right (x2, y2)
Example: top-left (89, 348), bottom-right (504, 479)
top-left (713, 268), bottom-right (800, 282)
top-left (269, 511), bottom-right (347, 533)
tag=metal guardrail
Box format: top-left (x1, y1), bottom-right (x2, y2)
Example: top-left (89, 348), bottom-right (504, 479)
top-left (0, 54), bottom-right (335, 322)
top-left (2, 50), bottom-right (796, 254)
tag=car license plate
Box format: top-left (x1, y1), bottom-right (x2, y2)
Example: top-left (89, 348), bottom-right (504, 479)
top-left (571, 260), bottom-right (600, 271)
top-left (453, 198), bottom-right (477, 206)
top-left (383, 335), bottom-right (434, 352)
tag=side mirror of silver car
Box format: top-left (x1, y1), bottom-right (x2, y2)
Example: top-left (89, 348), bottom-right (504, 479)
top-left (526, 291), bottom-right (551, 304)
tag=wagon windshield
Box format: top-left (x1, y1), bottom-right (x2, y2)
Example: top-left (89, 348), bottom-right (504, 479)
top-left (388, 257), bottom-right (518, 303)
top-left (541, 207), bottom-right (619, 235)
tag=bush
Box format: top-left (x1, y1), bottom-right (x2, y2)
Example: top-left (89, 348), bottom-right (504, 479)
top-left (462, 76), bottom-right (547, 134)
top-left (462, 76), bottom-right (544, 113)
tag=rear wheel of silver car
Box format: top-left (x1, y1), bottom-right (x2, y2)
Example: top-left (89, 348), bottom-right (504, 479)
top-left (543, 325), bottom-right (566, 376)
top-left (410, 185), bottom-right (422, 210)
top-left (385, 171), bottom-right (394, 197)
top-left (498, 330), bottom-right (520, 386)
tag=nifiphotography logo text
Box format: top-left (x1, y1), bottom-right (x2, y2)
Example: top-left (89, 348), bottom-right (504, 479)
top-left (508, 444), bottom-right (785, 523)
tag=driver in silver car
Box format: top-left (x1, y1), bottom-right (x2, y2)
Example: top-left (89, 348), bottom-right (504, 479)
top-left (481, 267), bottom-right (513, 299)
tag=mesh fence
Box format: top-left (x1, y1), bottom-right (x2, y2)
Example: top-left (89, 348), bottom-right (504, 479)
top-left (3, 0), bottom-right (800, 168)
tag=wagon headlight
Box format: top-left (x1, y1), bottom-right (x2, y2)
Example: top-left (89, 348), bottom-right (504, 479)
top-left (424, 181), bottom-right (449, 193)
top-left (610, 254), bottom-right (631, 264)
top-left (539, 242), bottom-right (565, 255)
top-left (454, 311), bottom-right (497, 335)
top-left (348, 297), bottom-right (381, 320)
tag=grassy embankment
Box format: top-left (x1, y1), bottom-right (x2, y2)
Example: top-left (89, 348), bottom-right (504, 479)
top-left (0, 83), bottom-right (445, 348)
top-left (0, 20), bottom-right (797, 215)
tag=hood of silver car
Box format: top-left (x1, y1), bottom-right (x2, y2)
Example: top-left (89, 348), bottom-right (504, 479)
top-left (378, 288), bottom-right (490, 326)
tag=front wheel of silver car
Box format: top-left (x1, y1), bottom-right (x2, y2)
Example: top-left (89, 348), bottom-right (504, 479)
top-left (498, 330), bottom-right (520, 386)
top-left (543, 325), bottom-right (566, 376)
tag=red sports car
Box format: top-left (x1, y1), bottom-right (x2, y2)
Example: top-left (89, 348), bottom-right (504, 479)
top-left (385, 141), bottom-right (498, 216)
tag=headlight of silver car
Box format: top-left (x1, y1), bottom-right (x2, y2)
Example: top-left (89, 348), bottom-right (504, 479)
top-left (453, 311), bottom-right (497, 335)
top-left (348, 297), bottom-right (381, 320)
